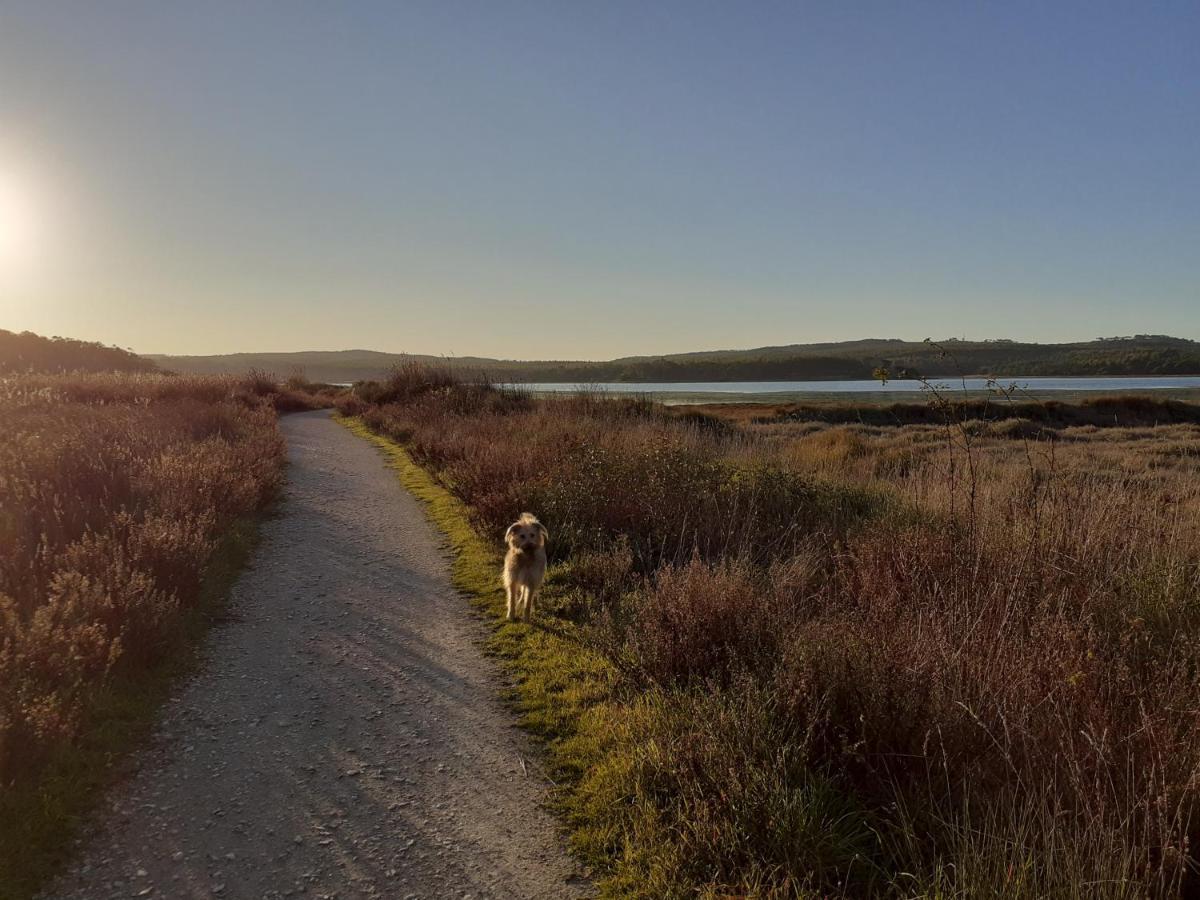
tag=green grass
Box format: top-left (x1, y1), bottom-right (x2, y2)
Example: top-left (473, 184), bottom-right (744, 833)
top-left (0, 516), bottom-right (266, 900)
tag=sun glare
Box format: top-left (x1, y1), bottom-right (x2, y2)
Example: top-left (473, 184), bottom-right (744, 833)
top-left (0, 167), bottom-right (43, 270)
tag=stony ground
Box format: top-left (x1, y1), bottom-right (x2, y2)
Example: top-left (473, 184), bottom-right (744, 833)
top-left (45, 410), bottom-right (589, 900)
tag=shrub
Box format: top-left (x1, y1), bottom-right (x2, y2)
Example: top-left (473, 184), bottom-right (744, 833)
top-left (0, 374), bottom-right (285, 781)
top-left (237, 369), bottom-right (341, 412)
top-left (624, 558), bottom-right (785, 686)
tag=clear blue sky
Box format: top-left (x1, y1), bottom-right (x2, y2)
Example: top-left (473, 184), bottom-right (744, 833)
top-left (1, 1), bottom-right (1196, 358)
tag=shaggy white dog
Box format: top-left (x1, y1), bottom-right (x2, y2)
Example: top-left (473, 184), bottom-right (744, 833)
top-left (503, 513), bottom-right (548, 622)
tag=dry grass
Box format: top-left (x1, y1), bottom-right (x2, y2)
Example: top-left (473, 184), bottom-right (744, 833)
top-left (349, 365), bottom-right (1200, 897)
top-left (0, 373), bottom-right (285, 783)
top-left (241, 367), bottom-right (343, 412)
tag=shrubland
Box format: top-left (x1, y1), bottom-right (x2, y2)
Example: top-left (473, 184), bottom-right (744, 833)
top-left (0, 372), bottom-right (290, 896)
top-left (346, 363), bottom-right (1200, 897)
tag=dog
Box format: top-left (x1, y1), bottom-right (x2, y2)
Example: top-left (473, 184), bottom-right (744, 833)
top-left (503, 513), bottom-right (548, 623)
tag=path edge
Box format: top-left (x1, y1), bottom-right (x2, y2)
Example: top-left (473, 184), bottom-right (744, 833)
top-left (1, 514), bottom-right (271, 900)
top-left (335, 415), bottom-right (619, 894)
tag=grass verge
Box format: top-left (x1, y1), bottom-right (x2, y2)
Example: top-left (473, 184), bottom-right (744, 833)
top-left (337, 416), bottom-right (633, 889)
top-left (0, 515), bottom-right (267, 900)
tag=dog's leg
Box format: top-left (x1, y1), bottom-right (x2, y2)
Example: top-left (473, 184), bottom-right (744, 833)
top-left (521, 585), bottom-right (532, 623)
top-left (527, 586), bottom-right (538, 621)
top-left (505, 581), bottom-right (516, 621)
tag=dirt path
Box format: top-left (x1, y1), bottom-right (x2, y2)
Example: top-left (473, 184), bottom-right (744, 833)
top-left (46, 410), bottom-right (589, 900)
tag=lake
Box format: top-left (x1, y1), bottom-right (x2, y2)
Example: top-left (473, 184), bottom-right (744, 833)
top-left (504, 376), bottom-right (1200, 404)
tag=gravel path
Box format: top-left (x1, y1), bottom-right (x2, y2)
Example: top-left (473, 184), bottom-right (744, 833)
top-left (45, 410), bottom-right (589, 900)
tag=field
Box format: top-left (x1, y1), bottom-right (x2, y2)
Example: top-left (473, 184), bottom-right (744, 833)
top-left (345, 365), bottom-right (1200, 897)
top-left (0, 372), bottom-right (328, 896)
top-left (5, 359), bottom-right (1198, 897)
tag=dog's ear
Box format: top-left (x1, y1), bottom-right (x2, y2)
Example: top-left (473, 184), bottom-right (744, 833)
top-left (537, 521), bottom-right (549, 544)
top-left (504, 522), bottom-right (518, 543)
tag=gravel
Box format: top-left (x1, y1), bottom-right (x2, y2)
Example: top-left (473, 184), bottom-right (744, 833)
top-left (44, 410), bottom-right (590, 900)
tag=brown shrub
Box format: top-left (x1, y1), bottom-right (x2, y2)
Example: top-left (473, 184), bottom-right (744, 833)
top-left (0, 374), bottom-right (285, 782)
top-left (625, 559), bottom-right (787, 686)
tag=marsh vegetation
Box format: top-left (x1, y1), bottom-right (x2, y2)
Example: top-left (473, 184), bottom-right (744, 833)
top-left (347, 363), bottom-right (1200, 897)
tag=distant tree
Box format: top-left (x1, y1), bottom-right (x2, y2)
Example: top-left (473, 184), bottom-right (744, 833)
top-left (0, 329), bottom-right (158, 374)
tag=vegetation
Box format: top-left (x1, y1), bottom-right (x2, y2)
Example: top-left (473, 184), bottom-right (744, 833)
top-left (0, 373), bottom-right (287, 898)
top-left (154, 334), bottom-right (1200, 384)
top-left (760, 393), bottom-right (1200, 429)
top-left (240, 367), bottom-right (347, 412)
top-left (346, 362), bottom-right (1200, 897)
top-left (0, 329), bottom-right (158, 375)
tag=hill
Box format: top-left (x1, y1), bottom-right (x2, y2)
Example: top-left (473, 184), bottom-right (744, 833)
top-left (150, 335), bottom-right (1200, 383)
top-left (0, 329), bottom-right (157, 375)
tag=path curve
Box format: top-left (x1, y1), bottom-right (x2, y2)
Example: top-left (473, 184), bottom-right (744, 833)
top-left (46, 410), bottom-right (588, 900)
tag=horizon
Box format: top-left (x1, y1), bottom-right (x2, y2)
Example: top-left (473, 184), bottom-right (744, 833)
top-left (141, 332), bottom-right (1199, 364)
top-left (2, 2), bottom-right (1198, 356)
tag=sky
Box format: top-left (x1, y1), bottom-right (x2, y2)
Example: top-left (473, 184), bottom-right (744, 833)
top-left (0, 1), bottom-right (1197, 359)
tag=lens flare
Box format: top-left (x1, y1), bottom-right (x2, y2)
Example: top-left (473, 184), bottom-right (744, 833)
top-left (0, 168), bottom-right (43, 271)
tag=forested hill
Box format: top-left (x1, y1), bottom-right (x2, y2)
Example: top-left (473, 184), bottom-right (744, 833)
top-left (150, 336), bottom-right (1200, 384)
top-left (0, 329), bottom-right (158, 374)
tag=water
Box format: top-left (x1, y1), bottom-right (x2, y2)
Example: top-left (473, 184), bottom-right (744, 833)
top-left (504, 376), bottom-right (1200, 402)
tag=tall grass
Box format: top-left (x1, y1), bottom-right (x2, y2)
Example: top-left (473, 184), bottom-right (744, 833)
top-left (350, 365), bottom-right (1200, 897)
top-left (0, 374), bottom-right (285, 784)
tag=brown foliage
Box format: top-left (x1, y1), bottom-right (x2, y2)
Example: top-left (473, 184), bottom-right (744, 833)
top-left (0, 374), bottom-right (284, 781)
top-left (353, 365), bottom-right (1200, 895)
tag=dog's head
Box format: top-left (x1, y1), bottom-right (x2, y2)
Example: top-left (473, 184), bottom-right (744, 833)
top-left (505, 513), bottom-right (548, 554)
